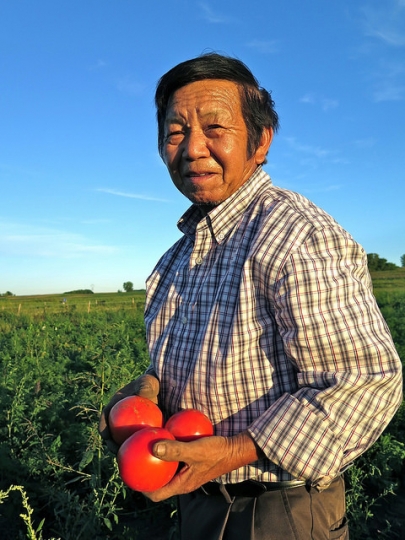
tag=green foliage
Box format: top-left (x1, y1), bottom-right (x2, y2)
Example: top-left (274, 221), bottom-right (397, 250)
top-left (345, 434), bottom-right (405, 539)
top-left (63, 289), bottom-right (94, 295)
top-left (0, 305), bottom-right (177, 539)
top-left (0, 288), bottom-right (404, 539)
top-left (123, 282), bottom-right (134, 293)
top-left (367, 253), bottom-right (399, 271)
top-left (375, 291), bottom-right (405, 361)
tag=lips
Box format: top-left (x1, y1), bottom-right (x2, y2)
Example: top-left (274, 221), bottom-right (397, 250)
top-left (184, 170), bottom-right (217, 179)
top-left (186, 171), bottom-right (211, 176)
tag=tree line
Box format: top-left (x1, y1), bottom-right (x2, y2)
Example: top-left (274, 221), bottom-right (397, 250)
top-left (367, 253), bottom-right (405, 271)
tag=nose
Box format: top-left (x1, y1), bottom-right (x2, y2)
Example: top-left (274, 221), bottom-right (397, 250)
top-left (182, 129), bottom-right (210, 160)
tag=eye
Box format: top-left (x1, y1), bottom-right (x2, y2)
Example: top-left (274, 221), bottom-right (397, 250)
top-left (165, 130), bottom-right (185, 144)
top-left (205, 124), bottom-right (224, 136)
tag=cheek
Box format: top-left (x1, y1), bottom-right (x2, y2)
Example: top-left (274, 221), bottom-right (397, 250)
top-left (212, 137), bottom-right (245, 163)
top-left (163, 149), bottom-right (178, 172)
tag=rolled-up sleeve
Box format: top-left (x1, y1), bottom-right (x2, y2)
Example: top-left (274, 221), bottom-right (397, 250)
top-left (248, 226), bottom-right (403, 488)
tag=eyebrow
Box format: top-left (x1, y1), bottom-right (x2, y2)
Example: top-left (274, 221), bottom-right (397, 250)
top-left (165, 109), bottom-right (228, 125)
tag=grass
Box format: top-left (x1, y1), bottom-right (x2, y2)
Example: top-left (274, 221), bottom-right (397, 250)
top-left (0, 271), bottom-right (403, 539)
top-left (0, 290), bottom-right (147, 316)
top-left (370, 268), bottom-right (405, 293)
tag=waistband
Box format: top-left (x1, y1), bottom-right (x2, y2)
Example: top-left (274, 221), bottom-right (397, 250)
top-left (200, 479), bottom-right (306, 498)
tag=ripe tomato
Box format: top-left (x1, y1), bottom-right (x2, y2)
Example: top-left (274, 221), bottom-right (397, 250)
top-left (165, 409), bottom-right (214, 442)
top-left (117, 427), bottom-right (178, 492)
top-left (109, 395), bottom-right (163, 445)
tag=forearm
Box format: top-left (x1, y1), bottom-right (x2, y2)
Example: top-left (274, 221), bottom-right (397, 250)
top-left (226, 431), bottom-right (263, 470)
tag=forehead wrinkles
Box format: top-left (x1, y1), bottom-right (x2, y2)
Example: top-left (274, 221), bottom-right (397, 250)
top-left (166, 81), bottom-right (241, 124)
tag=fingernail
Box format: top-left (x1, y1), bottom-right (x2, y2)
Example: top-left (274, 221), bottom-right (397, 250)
top-left (154, 443), bottom-right (165, 457)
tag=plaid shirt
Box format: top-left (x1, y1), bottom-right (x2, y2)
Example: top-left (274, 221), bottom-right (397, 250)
top-left (144, 167), bottom-right (402, 487)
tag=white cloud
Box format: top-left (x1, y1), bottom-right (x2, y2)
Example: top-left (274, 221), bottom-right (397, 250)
top-left (198, 2), bottom-right (234, 23)
top-left (0, 220), bottom-right (118, 259)
top-left (246, 40), bottom-right (279, 54)
top-left (361, 1), bottom-right (405, 47)
top-left (284, 137), bottom-right (335, 159)
top-left (282, 137), bottom-right (347, 170)
top-left (370, 60), bottom-right (405, 101)
top-left (90, 59), bottom-right (107, 70)
top-left (299, 93), bottom-right (339, 111)
top-left (116, 76), bottom-right (144, 95)
top-left (373, 82), bottom-right (404, 102)
top-left (321, 98), bottom-right (339, 111)
top-left (353, 137), bottom-right (376, 148)
top-left (299, 93), bottom-right (316, 104)
top-left (96, 188), bottom-right (171, 203)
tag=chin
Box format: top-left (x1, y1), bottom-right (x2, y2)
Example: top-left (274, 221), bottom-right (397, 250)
top-left (192, 199), bottom-right (222, 209)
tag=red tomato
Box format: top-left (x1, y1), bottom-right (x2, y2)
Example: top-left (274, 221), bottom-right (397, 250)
top-left (109, 395), bottom-right (163, 445)
top-left (117, 427), bottom-right (178, 492)
top-left (165, 409), bottom-right (214, 442)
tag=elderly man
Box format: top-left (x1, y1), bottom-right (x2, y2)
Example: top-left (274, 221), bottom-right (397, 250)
top-left (100, 53), bottom-right (402, 539)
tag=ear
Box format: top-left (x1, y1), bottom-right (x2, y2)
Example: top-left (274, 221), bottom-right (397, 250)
top-left (254, 127), bottom-right (273, 165)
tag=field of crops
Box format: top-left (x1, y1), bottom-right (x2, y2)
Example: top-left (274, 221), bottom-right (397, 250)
top-left (371, 268), bottom-right (405, 293)
top-left (0, 284), bottom-right (404, 539)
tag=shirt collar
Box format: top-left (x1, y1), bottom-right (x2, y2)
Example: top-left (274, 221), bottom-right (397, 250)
top-left (177, 166), bottom-right (272, 243)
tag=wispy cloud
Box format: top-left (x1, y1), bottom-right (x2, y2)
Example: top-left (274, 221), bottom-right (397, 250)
top-left (90, 59), bottom-right (107, 70)
top-left (246, 40), bottom-right (279, 54)
top-left (361, 1), bottom-right (405, 47)
top-left (283, 137), bottom-right (348, 170)
top-left (299, 93), bottom-right (316, 105)
top-left (373, 82), bottom-right (404, 102)
top-left (96, 188), bottom-right (171, 203)
top-left (356, 2), bottom-right (405, 101)
top-left (321, 98), bottom-right (339, 111)
top-left (353, 137), bottom-right (376, 148)
top-left (198, 2), bottom-right (234, 24)
top-left (116, 76), bottom-right (144, 95)
top-left (370, 60), bottom-right (405, 101)
top-left (0, 220), bottom-right (118, 258)
top-left (284, 137), bottom-right (335, 159)
top-left (299, 93), bottom-right (339, 111)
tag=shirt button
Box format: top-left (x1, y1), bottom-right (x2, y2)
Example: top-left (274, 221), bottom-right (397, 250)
top-left (218, 232), bottom-right (225, 241)
top-left (182, 316), bottom-right (188, 324)
top-left (196, 257), bottom-right (203, 265)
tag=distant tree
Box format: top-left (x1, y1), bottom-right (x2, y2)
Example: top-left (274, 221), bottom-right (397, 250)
top-left (63, 289), bottom-right (94, 295)
top-left (367, 253), bottom-right (398, 271)
top-left (401, 254), bottom-right (405, 267)
top-left (1, 291), bottom-right (14, 297)
top-left (123, 281), bottom-right (134, 293)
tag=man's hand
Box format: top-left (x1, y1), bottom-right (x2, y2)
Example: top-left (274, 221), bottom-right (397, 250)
top-left (143, 431), bottom-right (260, 502)
top-left (99, 374), bottom-right (159, 454)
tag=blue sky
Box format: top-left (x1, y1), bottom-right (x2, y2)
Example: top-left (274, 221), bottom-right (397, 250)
top-left (1, 0), bottom-right (404, 296)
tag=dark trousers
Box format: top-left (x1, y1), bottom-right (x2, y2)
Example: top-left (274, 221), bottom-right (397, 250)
top-left (178, 476), bottom-right (348, 540)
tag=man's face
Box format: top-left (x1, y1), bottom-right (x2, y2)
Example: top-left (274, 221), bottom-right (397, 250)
top-left (162, 79), bottom-right (272, 206)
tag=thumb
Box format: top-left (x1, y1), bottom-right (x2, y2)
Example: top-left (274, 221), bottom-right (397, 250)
top-left (152, 439), bottom-right (185, 462)
top-left (135, 374), bottom-right (160, 403)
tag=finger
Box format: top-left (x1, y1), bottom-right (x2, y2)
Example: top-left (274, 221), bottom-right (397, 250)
top-left (134, 374), bottom-right (160, 403)
top-left (152, 439), bottom-right (188, 462)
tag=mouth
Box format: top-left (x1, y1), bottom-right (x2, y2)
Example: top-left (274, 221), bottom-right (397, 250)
top-left (186, 172), bottom-right (212, 177)
top-left (184, 171), bottom-right (217, 181)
